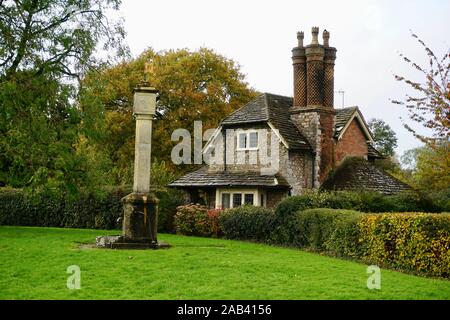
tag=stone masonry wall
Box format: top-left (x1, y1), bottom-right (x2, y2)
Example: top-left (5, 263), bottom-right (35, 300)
top-left (208, 124), bottom-right (283, 175)
top-left (266, 189), bottom-right (288, 208)
top-left (278, 147), bottom-right (313, 195)
top-left (290, 111), bottom-right (321, 187)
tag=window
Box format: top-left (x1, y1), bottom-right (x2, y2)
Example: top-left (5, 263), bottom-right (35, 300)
top-left (238, 133), bottom-right (247, 149)
top-left (233, 194), bottom-right (242, 207)
top-left (217, 189), bottom-right (266, 208)
top-left (222, 193), bottom-right (230, 209)
top-left (237, 131), bottom-right (258, 150)
top-left (244, 194), bottom-right (254, 205)
top-left (249, 132), bottom-right (258, 149)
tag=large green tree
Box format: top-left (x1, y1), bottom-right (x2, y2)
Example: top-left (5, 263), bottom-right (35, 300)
top-left (368, 118), bottom-right (398, 157)
top-left (0, 0), bottom-right (126, 194)
top-left (400, 143), bottom-right (450, 193)
top-left (81, 48), bottom-right (258, 185)
top-left (0, 0), bottom-right (126, 80)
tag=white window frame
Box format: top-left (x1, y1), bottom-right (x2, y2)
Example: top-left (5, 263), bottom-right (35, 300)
top-left (215, 188), bottom-right (266, 209)
top-left (236, 130), bottom-right (259, 151)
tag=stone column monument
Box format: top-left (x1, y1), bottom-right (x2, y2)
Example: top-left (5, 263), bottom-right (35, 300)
top-left (96, 63), bottom-right (168, 249)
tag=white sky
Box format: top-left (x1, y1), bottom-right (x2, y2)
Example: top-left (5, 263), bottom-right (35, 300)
top-left (118, 0), bottom-right (450, 156)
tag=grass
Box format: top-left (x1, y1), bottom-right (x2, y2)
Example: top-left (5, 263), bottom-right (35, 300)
top-left (0, 226), bottom-right (449, 300)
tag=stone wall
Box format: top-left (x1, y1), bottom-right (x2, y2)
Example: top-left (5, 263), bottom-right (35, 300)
top-left (208, 123), bottom-right (284, 176)
top-left (278, 147), bottom-right (313, 195)
top-left (266, 189), bottom-right (288, 208)
top-left (290, 111), bottom-right (321, 187)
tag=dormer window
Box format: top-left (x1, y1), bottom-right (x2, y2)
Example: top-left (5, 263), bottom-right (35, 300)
top-left (237, 130), bottom-right (258, 150)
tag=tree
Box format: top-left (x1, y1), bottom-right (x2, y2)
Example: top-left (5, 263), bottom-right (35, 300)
top-left (400, 143), bottom-right (450, 192)
top-left (391, 32), bottom-right (449, 146)
top-left (0, 0), bottom-right (126, 81)
top-left (0, 0), bottom-right (126, 195)
top-left (368, 118), bottom-right (398, 157)
top-left (80, 48), bottom-right (258, 185)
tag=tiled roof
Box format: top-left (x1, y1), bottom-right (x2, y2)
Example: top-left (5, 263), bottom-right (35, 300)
top-left (334, 107), bottom-right (357, 138)
top-left (221, 94), bottom-right (269, 124)
top-left (334, 106), bottom-right (382, 155)
top-left (221, 93), bottom-right (311, 150)
top-left (367, 143), bottom-right (385, 158)
top-left (168, 167), bottom-right (290, 188)
top-left (266, 94), bottom-right (311, 150)
top-left (321, 157), bottom-right (411, 195)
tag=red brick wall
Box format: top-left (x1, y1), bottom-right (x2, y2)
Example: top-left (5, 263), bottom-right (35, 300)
top-left (335, 119), bottom-right (368, 166)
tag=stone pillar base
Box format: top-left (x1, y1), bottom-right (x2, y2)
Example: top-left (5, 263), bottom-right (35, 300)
top-left (96, 192), bottom-right (170, 250)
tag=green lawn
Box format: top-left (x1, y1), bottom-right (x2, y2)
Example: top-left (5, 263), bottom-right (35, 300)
top-left (0, 226), bottom-right (449, 300)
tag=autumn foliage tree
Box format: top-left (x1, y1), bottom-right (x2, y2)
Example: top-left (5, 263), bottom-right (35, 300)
top-left (81, 48), bottom-right (257, 185)
top-left (391, 33), bottom-right (449, 194)
top-left (392, 33), bottom-right (449, 146)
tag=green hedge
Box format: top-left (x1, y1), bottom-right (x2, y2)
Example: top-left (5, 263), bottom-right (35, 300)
top-left (357, 212), bottom-right (450, 278)
top-left (0, 187), bottom-right (184, 232)
top-left (217, 204), bottom-right (450, 277)
top-left (293, 209), bottom-right (362, 251)
top-left (294, 209), bottom-right (450, 278)
top-left (270, 190), bottom-right (447, 245)
top-left (0, 188), bottom-right (124, 229)
top-left (219, 206), bottom-right (275, 242)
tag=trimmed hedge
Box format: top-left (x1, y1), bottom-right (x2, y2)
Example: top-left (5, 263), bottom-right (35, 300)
top-left (0, 187), bottom-right (184, 232)
top-left (216, 204), bottom-right (450, 277)
top-left (0, 188), bottom-right (124, 229)
top-left (293, 209), bottom-right (361, 251)
top-left (270, 190), bottom-right (447, 245)
top-left (357, 213), bottom-right (450, 278)
top-left (289, 209), bottom-right (450, 278)
top-left (219, 206), bottom-right (275, 242)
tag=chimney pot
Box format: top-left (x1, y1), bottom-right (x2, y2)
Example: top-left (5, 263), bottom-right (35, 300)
top-left (297, 31), bottom-right (304, 48)
top-left (311, 27), bottom-right (319, 45)
top-left (323, 30), bottom-right (330, 47)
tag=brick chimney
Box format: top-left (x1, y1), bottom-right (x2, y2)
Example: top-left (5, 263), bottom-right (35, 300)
top-left (292, 31), bottom-right (306, 108)
top-left (290, 27), bottom-right (337, 186)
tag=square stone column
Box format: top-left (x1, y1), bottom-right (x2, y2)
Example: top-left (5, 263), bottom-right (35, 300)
top-left (97, 83), bottom-right (169, 249)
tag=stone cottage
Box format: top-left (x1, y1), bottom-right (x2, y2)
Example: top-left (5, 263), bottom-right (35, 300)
top-left (169, 27), bottom-right (410, 208)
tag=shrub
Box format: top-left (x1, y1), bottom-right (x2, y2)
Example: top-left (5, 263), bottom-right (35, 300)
top-left (358, 213), bottom-right (450, 278)
top-left (156, 188), bottom-right (185, 233)
top-left (207, 209), bottom-right (223, 238)
top-left (219, 206), bottom-right (275, 242)
top-left (0, 186), bottom-right (183, 231)
top-left (293, 208), bottom-right (362, 251)
top-left (290, 209), bottom-right (450, 277)
top-left (174, 204), bottom-right (221, 237)
top-left (274, 190), bottom-right (447, 218)
top-left (0, 188), bottom-right (125, 229)
top-left (270, 192), bottom-right (316, 244)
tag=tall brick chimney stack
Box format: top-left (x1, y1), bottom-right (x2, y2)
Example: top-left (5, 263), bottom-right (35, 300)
top-left (290, 27), bottom-right (337, 187)
top-left (292, 32), bottom-right (306, 108)
top-left (305, 27), bottom-right (325, 107)
top-left (323, 30), bottom-right (337, 108)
